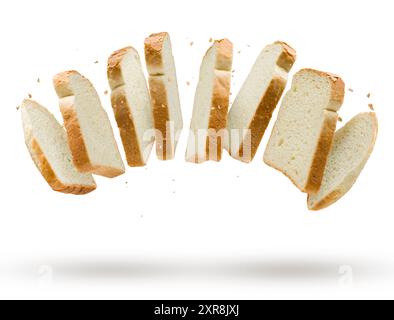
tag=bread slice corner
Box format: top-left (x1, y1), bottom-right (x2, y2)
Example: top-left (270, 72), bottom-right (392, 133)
top-left (21, 99), bottom-right (96, 195)
top-left (107, 46), bottom-right (155, 167)
top-left (53, 70), bottom-right (125, 178)
top-left (264, 68), bottom-right (345, 193)
top-left (308, 112), bottom-right (378, 211)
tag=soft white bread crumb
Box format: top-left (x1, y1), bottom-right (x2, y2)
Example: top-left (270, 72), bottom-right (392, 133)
top-left (308, 112), bottom-right (378, 210)
top-left (227, 41), bottom-right (296, 163)
top-left (264, 69), bottom-right (345, 193)
top-left (21, 99), bottom-right (96, 195)
top-left (53, 71), bottom-right (125, 178)
top-left (108, 47), bottom-right (155, 167)
top-left (145, 32), bottom-right (183, 160)
top-left (186, 39), bottom-right (233, 163)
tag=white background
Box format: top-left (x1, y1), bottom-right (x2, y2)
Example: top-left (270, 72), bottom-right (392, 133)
top-left (0, 0), bottom-right (393, 300)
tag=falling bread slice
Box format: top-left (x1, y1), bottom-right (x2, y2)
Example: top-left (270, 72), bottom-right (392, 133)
top-left (308, 112), bottom-right (378, 211)
top-left (264, 69), bottom-right (345, 193)
top-left (186, 39), bottom-right (233, 163)
top-left (21, 99), bottom-right (96, 195)
top-left (227, 42), bottom-right (296, 163)
top-left (108, 47), bottom-right (155, 167)
top-left (53, 71), bottom-right (125, 178)
top-left (145, 32), bottom-right (183, 160)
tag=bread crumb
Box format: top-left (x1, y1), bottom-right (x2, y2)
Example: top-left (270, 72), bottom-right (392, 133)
top-left (104, 90), bottom-right (108, 95)
top-left (348, 88), bottom-right (354, 92)
top-left (367, 93), bottom-right (371, 98)
top-left (16, 105), bottom-right (20, 111)
top-left (190, 41), bottom-right (194, 47)
top-left (37, 78), bottom-right (40, 83)
top-left (94, 61), bottom-right (99, 64)
top-left (247, 44), bottom-right (251, 47)
top-left (186, 81), bottom-right (190, 86)
top-left (338, 117), bottom-right (343, 122)
top-left (232, 70), bottom-right (235, 73)
top-left (238, 50), bottom-right (241, 54)
top-left (368, 103), bottom-right (375, 111)
top-left (209, 38), bottom-right (213, 43)
top-left (28, 94), bottom-right (32, 99)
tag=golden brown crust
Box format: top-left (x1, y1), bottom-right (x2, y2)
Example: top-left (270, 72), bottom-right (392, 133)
top-left (30, 138), bottom-right (96, 195)
top-left (148, 77), bottom-right (172, 160)
top-left (206, 70), bottom-right (232, 161)
top-left (305, 110), bottom-right (339, 194)
top-left (144, 32), bottom-right (167, 74)
top-left (237, 77), bottom-right (287, 162)
top-left (53, 70), bottom-right (80, 98)
top-left (107, 47), bottom-right (146, 167)
top-left (275, 41), bottom-right (297, 72)
top-left (110, 89), bottom-right (144, 167)
top-left (58, 97), bottom-right (92, 173)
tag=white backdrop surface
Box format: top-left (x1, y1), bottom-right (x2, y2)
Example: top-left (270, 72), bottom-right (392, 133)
top-left (0, 0), bottom-right (393, 299)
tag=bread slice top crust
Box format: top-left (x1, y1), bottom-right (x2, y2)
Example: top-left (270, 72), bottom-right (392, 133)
top-left (21, 99), bottom-right (96, 195)
top-left (308, 112), bottom-right (378, 211)
top-left (108, 47), bottom-right (155, 167)
top-left (227, 41), bottom-right (296, 162)
top-left (53, 70), bottom-right (125, 178)
top-left (264, 68), bottom-right (345, 193)
top-left (186, 39), bottom-right (233, 163)
top-left (144, 32), bottom-right (183, 160)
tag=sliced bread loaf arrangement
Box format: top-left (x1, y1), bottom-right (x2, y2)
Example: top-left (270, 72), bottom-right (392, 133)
top-left (145, 32), bottom-right (183, 160)
top-left (264, 69), bottom-right (345, 194)
top-left (108, 47), bottom-right (155, 167)
top-left (21, 99), bottom-right (96, 195)
top-left (54, 70), bottom-right (125, 178)
top-left (227, 42), bottom-right (296, 163)
top-left (186, 39), bottom-right (233, 163)
top-left (308, 112), bottom-right (378, 211)
top-left (20, 34), bottom-right (378, 210)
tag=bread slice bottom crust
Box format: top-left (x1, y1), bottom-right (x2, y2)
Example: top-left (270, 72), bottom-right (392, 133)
top-left (111, 88), bottom-right (145, 167)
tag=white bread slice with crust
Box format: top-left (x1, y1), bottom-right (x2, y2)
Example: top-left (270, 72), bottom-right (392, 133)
top-left (308, 112), bottom-right (378, 211)
top-left (53, 71), bottom-right (125, 178)
top-left (186, 39), bottom-right (233, 163)
top-left (227, 41), bottom-right (296, 163)
top-left (144, 32), bottom-right (183, 160)
top-left (264, 69), bottom-right (345, 194)
top-left (108, 47), bottom-right (155, 167)
top-left (21, 99), bottom-right (96, 195)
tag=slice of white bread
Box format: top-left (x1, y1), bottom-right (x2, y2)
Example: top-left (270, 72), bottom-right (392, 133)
top-left (53, 71), bottom-right (125, 178)
top-left (227, 42), bottom-right (296, 163)
top-left (308, 112), bottom-right (378, 211)
top-left (186, 39), bottom-right (233, 163)
top-left (108, 47), bottom-right (155, 167)
top-left (144, 32), bottom-right (183, 160)
top-left (21, 99), bottom-right (96, 195)
top-left (264, 69), bottom-right (345, 193)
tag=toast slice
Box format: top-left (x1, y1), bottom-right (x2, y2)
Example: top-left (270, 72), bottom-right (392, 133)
top-left (108, 47), bottom-right (155, 167)
top-left (227, 42), bottom-right (296, 163)
top-left (21, 99), bottom-right (96, 195)
top-left (53, 71), bottom-right (125, 178)
top-left (308, 112), bottom-right (378, 211)
top-left (186, 39), bottom-right (233, 163)
top-left (145, 32), bottom-right (183, 160)
top-left (264, 69), bottom-right (345, 193)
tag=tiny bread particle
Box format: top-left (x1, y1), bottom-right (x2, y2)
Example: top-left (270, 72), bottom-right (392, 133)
top-left (348, 88), bottom-right (354, 92)
top-left (367, 93), bottom-right (371, 98)
top-left (28, 93), bottom-right (32, 99)
top-left (369, 103), bottom-right (375, 111)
